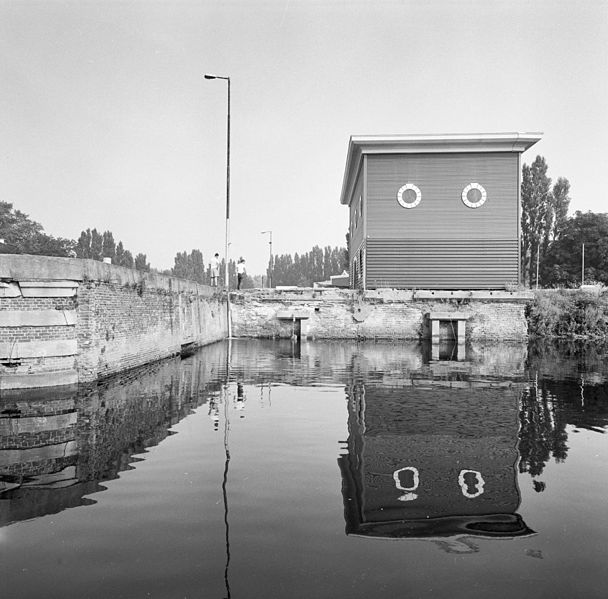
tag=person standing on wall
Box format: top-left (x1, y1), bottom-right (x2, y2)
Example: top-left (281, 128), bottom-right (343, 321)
top-left (236, 257), bottom-right (246, 290)
top-left (211, 253), bottom-right (220, 287)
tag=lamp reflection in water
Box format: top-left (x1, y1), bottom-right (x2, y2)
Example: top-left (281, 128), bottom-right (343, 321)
top-left (338, 377), bottom-right (535, 553)
top-left (221, 339), bottom-right (232, 598)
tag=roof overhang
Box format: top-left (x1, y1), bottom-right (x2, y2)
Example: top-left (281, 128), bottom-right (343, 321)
top-left (339, 132), bottom-right (543, 205)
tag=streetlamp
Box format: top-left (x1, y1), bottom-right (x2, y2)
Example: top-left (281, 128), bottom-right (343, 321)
top-left (261, 230), bottom-right (273, 288)
top-left (204, 73), bottom-right (231, 335)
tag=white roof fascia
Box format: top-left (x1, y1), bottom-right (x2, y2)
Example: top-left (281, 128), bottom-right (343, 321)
top-left (339, 132), bottom-right (543, 205)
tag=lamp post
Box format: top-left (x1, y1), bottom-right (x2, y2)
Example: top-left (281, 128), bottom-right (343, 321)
top-left (261, 230), bottom-right (273, 288)
top-left (204, 73), bottom-right (231, 335)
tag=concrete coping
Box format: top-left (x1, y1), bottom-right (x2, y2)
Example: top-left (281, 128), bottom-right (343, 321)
top-left (0, 254), bottom-right (215, 296)
top-left (276, 310), bottom-right (310, 320)
top-left (427, 312), bottom-right (470, 321)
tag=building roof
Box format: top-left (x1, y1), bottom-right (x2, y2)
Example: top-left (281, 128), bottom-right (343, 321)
top-left (339, 132), bottom-right (543, 205)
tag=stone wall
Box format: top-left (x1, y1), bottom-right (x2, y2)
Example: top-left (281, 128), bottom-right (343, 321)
top-left (0, 255), bottom-right (227, 389)
top-left (230, 288), bottom-right (531, 342)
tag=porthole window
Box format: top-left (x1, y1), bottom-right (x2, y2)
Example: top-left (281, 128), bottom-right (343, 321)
top-left (462, 183), bottom-right (487, 208)
top-left (397, 183), bottom-right (422, 209)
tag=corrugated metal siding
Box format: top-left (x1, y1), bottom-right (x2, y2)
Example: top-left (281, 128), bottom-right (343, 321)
top-left (366, 239), bottom-right (519, 289)
top-left (349, 168), bottom-right (364, 252)
top-left (366, 153), bottom-right (518, 239)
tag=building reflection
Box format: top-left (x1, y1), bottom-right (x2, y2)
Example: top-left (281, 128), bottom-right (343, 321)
top-left (338, 376), bottom-right (535, 545)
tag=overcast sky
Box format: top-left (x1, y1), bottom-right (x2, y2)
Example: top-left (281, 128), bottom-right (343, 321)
top-left (2, 0), bottom-right (606, 275)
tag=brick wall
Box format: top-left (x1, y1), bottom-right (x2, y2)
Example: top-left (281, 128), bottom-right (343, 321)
top-left (0, 255), bottom-right (228, 389)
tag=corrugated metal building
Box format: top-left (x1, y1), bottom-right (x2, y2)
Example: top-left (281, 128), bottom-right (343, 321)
top-left (339, 133), bottom-right (542, 289)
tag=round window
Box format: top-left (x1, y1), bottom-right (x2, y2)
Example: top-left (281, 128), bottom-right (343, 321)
top-left (462, 183), bottom-right (487, 208)
top-left (397, 183), bottom-right (422, 209)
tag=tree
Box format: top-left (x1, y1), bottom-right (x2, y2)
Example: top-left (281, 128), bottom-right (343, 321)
top-left (102, 231), bottom-right (116, 261)
top-left (0, 201), bottom-right (72, 257)
top-left (76, 229), bottom-right (93, 258)
top-left (189, 249), bottom-right (205, 284)
top-left (521, 157), bottom-right (572, 287)
top-left (135, 253), bottom-right (150, 272)
top-left (90, 229), bottom-right (103, 261)
top-left (271, 245), bottom-right (347, 287)
top-left (115, 241), bottom-right (126, 265)
top-left (171, 249), bottom-right (206, 283)
top-left (122, 250), bottom-right (134, 269)
top-left (541, 211), bottom-right (608, 286)
top-left (521, 156), bottom-right (553, 286)
top-left (551, 177), bottom-right (571, 241)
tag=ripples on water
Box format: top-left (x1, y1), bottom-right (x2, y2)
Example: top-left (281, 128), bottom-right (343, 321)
top-left (1, 339), bottom-right (607, 598)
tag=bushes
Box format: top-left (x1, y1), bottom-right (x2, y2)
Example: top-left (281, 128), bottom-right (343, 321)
top-left (528, 289), bottom-right (608, 339)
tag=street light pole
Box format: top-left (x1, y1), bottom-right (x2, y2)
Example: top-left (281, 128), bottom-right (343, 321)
top-left (205, 73), bottom-right (231, 336)
top-left (261, 230), bottom-right (273, 288)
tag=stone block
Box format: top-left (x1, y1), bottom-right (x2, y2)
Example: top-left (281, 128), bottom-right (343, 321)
top-left (0, 310), bottom-right (77, 327)
top-left (0, 339), bottom-right (77, 359)
top-left (19, 280), bottom-right (79, 297)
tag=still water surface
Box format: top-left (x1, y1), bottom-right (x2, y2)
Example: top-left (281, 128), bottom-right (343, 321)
top-left (1, 339), bottom-right (608, 598)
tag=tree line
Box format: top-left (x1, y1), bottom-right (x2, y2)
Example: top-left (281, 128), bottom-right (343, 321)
top-left (0, 202), bottom-right (151, 271)
top-left (0, 203), bottom-right (347, 288)
top-left (271, 245), bottom-right (348, 287)
top-left (521, 157), bottom-right (608, 286)
top-left (76, 228), bottom-right (150, 271)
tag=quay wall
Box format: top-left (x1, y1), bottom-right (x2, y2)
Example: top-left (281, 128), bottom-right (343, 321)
top-left (0, 255), bottom-right (227, 389)
top-left (230, 288), bottom-right (532, 342)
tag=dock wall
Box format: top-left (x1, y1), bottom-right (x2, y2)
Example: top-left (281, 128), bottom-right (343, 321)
top-left (0, 255), bottom-right (227, 389)
top-left (230, 288), bottom-right (532, 342)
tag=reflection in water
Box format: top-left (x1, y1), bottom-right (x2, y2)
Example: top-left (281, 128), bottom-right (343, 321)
top-left (2, 339), bottom-right (607, 530)
top-left (518, 341), bottom-right (608, 492)
top-left (222, 380), bottom-right (232, 599)
top-left (0, 342), bottom-right (228, 526)
top-left (2, 338), bottom-right (608, 588)
top-left (338, 378), bottom-right (535, 548)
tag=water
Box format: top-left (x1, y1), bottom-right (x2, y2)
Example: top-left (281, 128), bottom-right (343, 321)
top-left (1, 339), bottom-right (607, 598)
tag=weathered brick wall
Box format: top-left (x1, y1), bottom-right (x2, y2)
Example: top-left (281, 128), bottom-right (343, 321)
top-left (76, 279), bottom-right (226, 381)
top-left (231, 288), bottom-right (531, 342)
top-left (0, 255), bottom-right (228, 389)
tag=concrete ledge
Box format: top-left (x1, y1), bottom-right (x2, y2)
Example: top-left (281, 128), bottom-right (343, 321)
top-left (0, 339), bottom-right (78, 359)
top-left (0, 412), bottom-right (77, 435)
top-left (0, 254), bottom-right (216, 296)
top-left (0, 310), bottom-right (76, 327)
top-left (0, 370), bottom-right (78, 390)
top-left (0, 282), bottom-right (21, 298)
top-left (20, 280), bottom-right (79, 297)
top-left (276, 310), bottom-right (311, 320)
top-left (428, 312), bottom-right (470, 320)
top-left (414, 290), bottom-right (533, 301)
top-left (20, 466), bottom-right (78, 488)
top-left (0, 441), bottom-right (78, 466)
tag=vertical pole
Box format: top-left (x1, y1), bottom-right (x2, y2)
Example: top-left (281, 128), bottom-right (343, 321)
top-left (582, 243), bottom-right (585, 286)
top-left (268, 231), bottom-right (273, 288)
top-left (225, 78), bottom-right (232, 337)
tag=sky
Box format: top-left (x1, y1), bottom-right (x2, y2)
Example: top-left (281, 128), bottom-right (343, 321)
top-left (1, 0), bottom-right (607, 276)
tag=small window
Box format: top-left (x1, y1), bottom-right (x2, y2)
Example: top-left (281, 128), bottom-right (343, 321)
top-left (397, 183), bottom-right (422, 209)
top-left (462, 183), bottom-right (487, 208)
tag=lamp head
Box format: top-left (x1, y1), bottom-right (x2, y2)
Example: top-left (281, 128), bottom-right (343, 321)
top-left (204, 74), bottom-right (216, 79)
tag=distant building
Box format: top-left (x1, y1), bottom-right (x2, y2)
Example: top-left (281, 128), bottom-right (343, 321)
top-left (313, 271), bottom-right (350, 289)
top-left (339, 133), bottom-right (542, 289)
